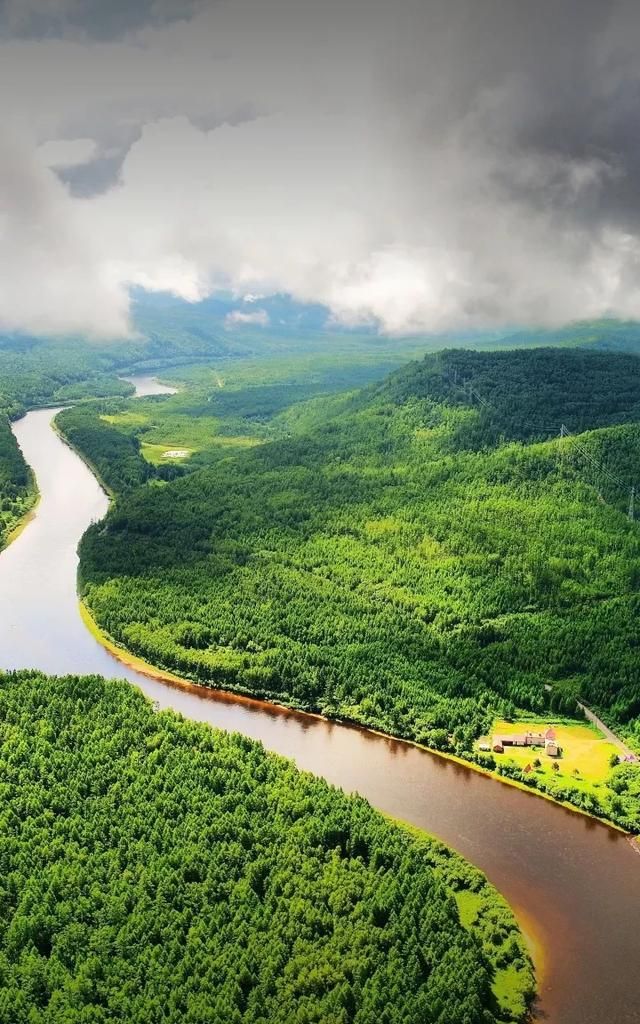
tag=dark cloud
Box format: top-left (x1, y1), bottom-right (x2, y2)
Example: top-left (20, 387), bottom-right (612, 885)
top-left (0, 0), bottom-right (203, 40)
top-left (58, 150), bottom-right (127, 196)
top-left (2, 0), bottom-right (640, 336)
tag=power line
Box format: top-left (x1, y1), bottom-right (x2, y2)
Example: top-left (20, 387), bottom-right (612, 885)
top-left (440, 371), bottom-right (637, 520)
top-left (559, 423), bottom-right (636, 518)
top-left (441, 373), bottom-right (490, 409)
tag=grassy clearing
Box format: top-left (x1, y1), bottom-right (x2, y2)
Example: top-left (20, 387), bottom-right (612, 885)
top-left (484, 719), bottom-right (618, 790)
top-left (101, 411), bottom-right (148, 428)
top-left (103, 406), bottom-right (264, 463)
top-left (452, 866), bottom-right (533, 1019)
top-left (493, 964), bottom-right (531, 1020)
top-left (140, 442), bottom-right (193, 465)
top-left (140, 436), bottom-right (261, 465)
top-left (454, 888), bottom-right (485, 929)
top-left (454, 889), bottom-right (537, 1019)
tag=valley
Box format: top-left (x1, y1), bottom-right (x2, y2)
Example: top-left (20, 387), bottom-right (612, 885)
top-left (1, 355), bottom-right (640, 1021)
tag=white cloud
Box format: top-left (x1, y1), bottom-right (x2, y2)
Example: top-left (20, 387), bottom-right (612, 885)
top-left (37, 137), bottom-right (98, 169)
top-left (225, 308), bottom-right (270, 328)
top-left (2, 0), bottom-right (640, 337)
top-left (0, 133), bottom-right (129, 337)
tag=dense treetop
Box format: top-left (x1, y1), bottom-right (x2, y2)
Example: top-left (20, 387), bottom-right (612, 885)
top-left (0, 337), bottom-right (134, 420)
top-left (0, 671), bottom-right (532, 1023)
top-left (69, 348), bottom-right (640, 829)
top-left (377, 347), bottom-right (640, 443)
top-left (56, 406), bottom-right (156, 496)
top-left (4, 327), bottom-right (640, 1021)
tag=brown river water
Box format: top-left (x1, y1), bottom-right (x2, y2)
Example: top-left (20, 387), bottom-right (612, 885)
top-left (0, 383), bottom-right (639, 1024)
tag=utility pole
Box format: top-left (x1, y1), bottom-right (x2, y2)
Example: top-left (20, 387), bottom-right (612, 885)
top-left (629, 485), bottom-right (636, 522)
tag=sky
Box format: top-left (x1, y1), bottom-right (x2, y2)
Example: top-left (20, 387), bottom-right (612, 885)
top-left (2, 0), bottom-right (640, 338)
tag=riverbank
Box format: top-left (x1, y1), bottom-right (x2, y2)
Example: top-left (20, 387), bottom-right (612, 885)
top-left (3, 490), bottom-right (39, 548)
top-left (78, 598), bottom-right (631, 835)
top-left (390, 815), bottom-right (536, 1019)
top-left (389, 812), bottom-right (544, 986)
top-left (80, 599), bottom-right (536, 1019)
top-left (51, 415), bottom-right (116, 499)
top-left (6, 397), bottom-right (640, 1024)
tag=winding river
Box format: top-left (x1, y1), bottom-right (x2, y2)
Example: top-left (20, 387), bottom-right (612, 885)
top-left (1, 382), bottom-right (639, 1024)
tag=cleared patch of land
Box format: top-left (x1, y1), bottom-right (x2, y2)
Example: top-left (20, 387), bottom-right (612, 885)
top-left (140, 442), bottom-right (193, 464)
top-left (101, 411), bottom-right (148, 428)
top-left (102, 409), bottom-right (263, 468)
top-left (482, 719), bottom-right (619, 791)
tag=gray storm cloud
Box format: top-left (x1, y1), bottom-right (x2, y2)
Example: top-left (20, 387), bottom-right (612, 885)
top-left (2, 0), bottom-right (640, 336)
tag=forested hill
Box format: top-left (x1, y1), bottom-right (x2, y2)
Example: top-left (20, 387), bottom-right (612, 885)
top-left (0, 671), bottom-right (532, 1023)
top-left (376, 348), bottom-right (640, 444)
top-left (0, 334), bottom-right (215, 419)
top-left (74, 347), bottom-right (640, 828)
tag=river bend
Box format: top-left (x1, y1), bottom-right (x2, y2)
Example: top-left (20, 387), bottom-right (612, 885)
top-left (1, 389), bottom-right (639, 1024)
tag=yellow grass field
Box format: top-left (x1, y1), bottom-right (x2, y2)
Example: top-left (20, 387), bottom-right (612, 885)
top-left (482, 720), bottom-right (619, 788)
top-left (140, 442), bottom-right (193, 465)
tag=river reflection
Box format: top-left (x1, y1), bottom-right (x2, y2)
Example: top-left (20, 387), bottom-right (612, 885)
top-left (1, 388), bottom-right (639, 1024)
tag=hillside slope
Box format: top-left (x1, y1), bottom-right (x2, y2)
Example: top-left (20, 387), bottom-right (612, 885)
top-left (72, 349), bottom-right (640, 826)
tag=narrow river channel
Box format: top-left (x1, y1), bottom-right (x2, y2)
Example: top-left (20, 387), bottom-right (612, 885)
top-left (1, 383), bottom-right (639, 1024)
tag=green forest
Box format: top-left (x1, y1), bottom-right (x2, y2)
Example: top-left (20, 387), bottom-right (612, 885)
top-left (55, 406), bottom-right (156, 496)
top-left (67, 348), bottom-right (640, 829)
top-left (4, 325), bottom-right (640, 1021)
top-left (0, 670), bottom-right (532, 1023)
top-left (0, 317), bottom-right (428, 542)
top-left (0, 417), bottom-right (36, 549)
top-left (0, 301), bottom-right (431, 422)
